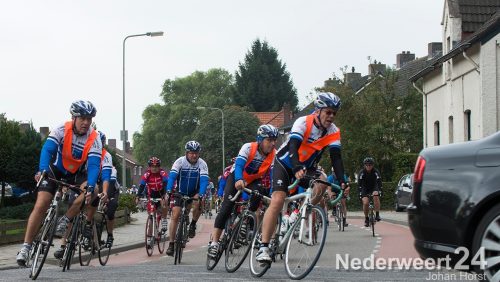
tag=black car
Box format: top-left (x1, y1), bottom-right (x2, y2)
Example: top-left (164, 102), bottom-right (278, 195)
top-left (394, 173), bottom-right (413, 211)
top-left (408, 131), bottom-right (500, 279)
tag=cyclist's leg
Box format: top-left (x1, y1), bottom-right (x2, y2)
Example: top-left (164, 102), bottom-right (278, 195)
top-left (105, 194), bottom-right (118, 245)
top-left (211, 173), bottom-right (237, 244)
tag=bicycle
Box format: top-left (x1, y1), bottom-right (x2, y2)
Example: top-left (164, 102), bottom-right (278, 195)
top-left (249, 176), bottom-right (343, 280)
top-left (206, 187), bottom-right (271, 272)
top-left (60, 191), bottom-right (87, 271)
top-left (172, 193), bottom-right (198, 265)
top-left (26, 173), bottom-right (83, 280)
top-left (367, 194), bottom-right (376, 237)
top-left (203, 195), bottom-right (213, 219)
top-left (142, 198), bottom-right (167, 256)
top-left (76, 197), bottom-right (113, 266)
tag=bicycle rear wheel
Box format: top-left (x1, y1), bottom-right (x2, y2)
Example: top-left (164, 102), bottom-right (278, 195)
top-left (249, 224), bottom-right (271, 278)
top-left (29, 209), bottom-right (57, 280)
top-left (285, 205), bottom-right (327, 280)
top-left (145, 215), bottom-right (154, 256)
top-left (157, 216), bottom-right (166, 254)
top-left (225, 212), bottom-right (257, 273)
top-left (98, 215), bottom-right (111, 266)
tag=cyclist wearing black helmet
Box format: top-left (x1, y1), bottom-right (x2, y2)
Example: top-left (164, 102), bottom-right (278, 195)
top-left (17, 100), bottom-right (102, 266)
top-left (165, 140), bottom-right (209, 256)
top-left (358, 157), bottom-right (382, 226)
top-left (256, 92), bottom-right (348, 263)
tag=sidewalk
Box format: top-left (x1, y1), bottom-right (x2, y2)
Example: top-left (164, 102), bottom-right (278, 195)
top-left (0, 211), bottom-right (150, 271)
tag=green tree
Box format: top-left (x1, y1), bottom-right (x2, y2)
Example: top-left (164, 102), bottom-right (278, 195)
top-left (0, 115), bottom-right (41, 206)
top-left (133, 69), bottom-right (236, 170)
top-left (193, 105), bottom-right (260, 178)
top-left (234, 39), bottom-right (298, 112)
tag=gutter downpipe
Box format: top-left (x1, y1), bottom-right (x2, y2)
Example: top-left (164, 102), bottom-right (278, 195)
top-left (413, 82), bottom-right (428, 148)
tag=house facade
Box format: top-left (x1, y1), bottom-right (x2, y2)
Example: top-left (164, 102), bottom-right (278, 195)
top-left (410, 0), bottom-right (499, 148)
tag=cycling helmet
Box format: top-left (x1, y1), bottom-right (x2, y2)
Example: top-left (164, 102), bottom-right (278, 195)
top-left (256, 124), bottom-right (279, 143)
top-left (313, 92), bottom-right (341, 110)
top-left (99, 131), bottom-right (106, 145)
top-left (363, 157), bottom-right (375, 165)
top-left (70, 100), bottom-right (97, 117)
top-left (185, 141), bottom-right (201, 152)
top-left (148, 156), bottom-right (161, 167)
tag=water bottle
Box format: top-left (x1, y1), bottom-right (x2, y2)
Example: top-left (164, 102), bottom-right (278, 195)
top-left (280, 214), bottom-right (290, 235)
top-left (288, 209), bottom-right (299, 226)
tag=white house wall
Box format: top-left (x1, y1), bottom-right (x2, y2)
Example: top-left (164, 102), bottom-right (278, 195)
top-left (480, 33), bottom-right (500, 137)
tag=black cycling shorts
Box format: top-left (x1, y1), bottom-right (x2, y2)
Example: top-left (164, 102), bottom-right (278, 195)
top-left (38, 164), bottom-right (86, 195)
top-left (272, 159), bottom-right (321, 194)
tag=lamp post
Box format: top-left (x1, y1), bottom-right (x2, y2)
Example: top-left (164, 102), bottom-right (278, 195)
top-left (122, 31), bottom-right (163, 188)
top-left (196, 106), bottom-right (225, 173)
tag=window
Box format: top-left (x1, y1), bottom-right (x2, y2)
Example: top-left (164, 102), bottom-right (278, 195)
top-left (464, 110), bottom-right (471, 141)
top-left (434, 121), bottom-right (440, 146)
top-left (448, 116), bottom-right (454, 143)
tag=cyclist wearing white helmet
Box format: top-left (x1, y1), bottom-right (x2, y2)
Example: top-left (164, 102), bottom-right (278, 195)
top-left (256, 92), bottom-right (349, 263)
top-left (17, 100), bottom-right (102, 266)
top-left (165, 140), bottom-right (209, 256)
top-left (207, 124), bottom-right (279, 260)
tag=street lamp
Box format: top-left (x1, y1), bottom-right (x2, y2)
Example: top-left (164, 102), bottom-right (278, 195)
top-left (196, 106), bottom-right (225, 173)
top-left (122, 31), bottom-right (163, 188)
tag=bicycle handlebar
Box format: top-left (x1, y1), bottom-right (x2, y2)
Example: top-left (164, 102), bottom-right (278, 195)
top-left (38, 172), bottom-right (85, 195)
top-left (230, 187), bottom-right (272, 203)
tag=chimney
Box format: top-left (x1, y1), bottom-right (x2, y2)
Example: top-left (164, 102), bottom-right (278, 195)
top-left (344, 67), bottom-right (361, 86)
top-left (368, 63), bottom-right (386, 76)
top-left (125, 141), bottom-right (131, 154)
top-left (428, 42), bottom-right (442, 59)
top-left (39, 127), bottom-right (49, 140)
top-left (108, 138), bottom-right (117, 148)
top-left (19, 123), bottom-right (30, 133)
top-left (396, 50), bottom-right (415, 69)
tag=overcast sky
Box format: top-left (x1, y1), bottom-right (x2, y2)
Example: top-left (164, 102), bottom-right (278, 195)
top-left (0, 0), bottom-right (443, 149)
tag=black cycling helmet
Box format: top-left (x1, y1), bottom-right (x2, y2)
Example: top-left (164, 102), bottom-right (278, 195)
top-left (70, 100), bottom-right (97, 117)
top-left (363, 157), bottom-right (375, 165)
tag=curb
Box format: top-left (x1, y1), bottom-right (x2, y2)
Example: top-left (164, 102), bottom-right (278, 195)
top-left (349, 215), bottom-right (408, 227)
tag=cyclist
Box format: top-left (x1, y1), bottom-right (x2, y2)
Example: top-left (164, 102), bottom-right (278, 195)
top-left (207, 124), bottom-right (278, 259)
top-left (137, 156), bottom-right (169, 238)
top-left (358, 157), bottom-right (382, 227)
top-left (165, 141), bottom-right (209, 256)
top-left (53, 131), bottom-right (113, 258)
top-left (256, 92), bottom-right (348, 263)
top-left (16, 100), bottom-right (102, 266)
top-left (328, 167), bottom-right (350, 227)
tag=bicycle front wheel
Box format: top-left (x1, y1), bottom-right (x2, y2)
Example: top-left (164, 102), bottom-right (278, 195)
top-left (174, 218), bottom-right (185, 265)
top-left (78, 219), bottom-right (94, 266)
top-left (98, 215), bottom-right (111, 266)
top-left (225, 212), bottom-right (257, 273)
top-left (370, 212), bottom-right (375, 237)
top-left (145, 215), bottom-right (154, 256)
top-left (249, 224), bottom-right (271, 277)
top-left (285, 205), bottom-right (327, 280)
top-left (29, 209), bottom-right (57, 280)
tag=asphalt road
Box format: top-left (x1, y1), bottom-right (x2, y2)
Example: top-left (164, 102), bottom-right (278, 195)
top-left (1, 217), bottom-right (478, 281)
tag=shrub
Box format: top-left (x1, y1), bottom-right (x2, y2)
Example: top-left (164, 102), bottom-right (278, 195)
top-left (118, 193), bottom-right (138, 214)
top-left (0, 203), bottom-right (34, 219)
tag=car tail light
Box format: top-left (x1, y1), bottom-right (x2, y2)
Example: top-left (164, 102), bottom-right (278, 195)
top-left (413, 156), bottom-right (426, 184)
